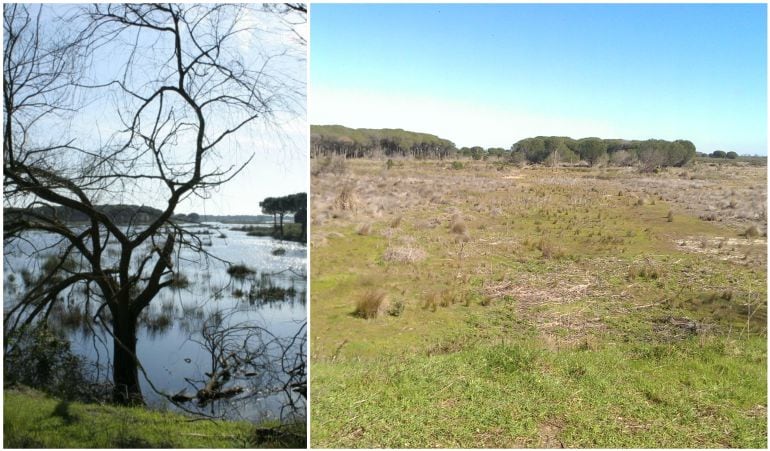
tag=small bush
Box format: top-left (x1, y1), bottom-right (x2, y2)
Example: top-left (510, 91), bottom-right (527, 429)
top-left (628, 262), bottom-right (663, 281)
top-left (272, 247), bottom-right (287, 256)
top-left (357, 223), bottom-right (371, 236)
top-left (450, 219), bottom-right (467, 234)
top-left (386, 159), bottom-right (395, 170)
top-left (390, 216), bottom-right (402, 228)
top-left (5, 325), bottom-right (97, 402)
top-left (354, 290), bottom-right (386, 319)
top-left (667, 210), bottom-right (674, 222)
top-left (387, 299), bottom-right (405, 317)
top-left (227, 264), bottom-right (257, 280)
top-left (743, 225), bottom-right (761, 239)
top-left (422, 293), bottom-right (438, 312)
top-left (312, 155), bottom-right (347, 176)
top-left (451, 161), bottom-right (464, 170)
top-left (334, 184), bottom-right (359, 212)
top-left (537, 237), bottom-right (563, 259)
top-left (454, 233), bottom-right (471, 243)
top-left (169, 273), bottom-right (190, 289)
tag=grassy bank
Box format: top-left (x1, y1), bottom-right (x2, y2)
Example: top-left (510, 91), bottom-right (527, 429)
top-left (310, 159), bottom-right (767, 447)
top-left (233, 223), bottom-right (306, 243)
top-left (4, 387), bottom-right (305, 448)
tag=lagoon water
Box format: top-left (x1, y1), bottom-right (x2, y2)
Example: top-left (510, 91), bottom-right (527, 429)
top-left (3, 222), bottom-right (307, 422)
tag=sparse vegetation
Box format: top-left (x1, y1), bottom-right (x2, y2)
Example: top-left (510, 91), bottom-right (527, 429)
top-left (226, 264), bottom-right (257, 280)
top-left (357, 223), bottom-right (371, 236)
top-left (169, 272), bottom-right (190, 289)
top-left (744, 225), bottom-right (761, 239)
top-left (382, 246), bottom-right (427, 263)
top-left (353, 290), bottom-right (387, 319)
top-left (311, 159), bottom-right (766, 448)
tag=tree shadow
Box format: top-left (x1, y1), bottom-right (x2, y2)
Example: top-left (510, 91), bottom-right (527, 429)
top-left (51, 400), bottom-right (78, 425)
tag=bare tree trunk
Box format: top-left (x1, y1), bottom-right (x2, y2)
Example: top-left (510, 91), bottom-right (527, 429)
top-left (112, 308), bottom-right (143, 405)
top-left (279, 213), bottom-right (285, 238)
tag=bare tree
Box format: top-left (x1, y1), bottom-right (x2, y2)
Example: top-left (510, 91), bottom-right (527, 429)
top-left (3, 3), bottom-right (305, 405)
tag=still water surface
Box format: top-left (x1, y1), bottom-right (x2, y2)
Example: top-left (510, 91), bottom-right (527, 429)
top-left (3, 222), bottom-right (306, 422)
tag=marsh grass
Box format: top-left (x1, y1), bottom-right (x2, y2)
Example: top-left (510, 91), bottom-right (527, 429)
top-left (226, 264), bottom-right (256, 280)
top-left (169, 272), bottom-right (190, 289)
top-left (354, 290), bottom-right (387, 319)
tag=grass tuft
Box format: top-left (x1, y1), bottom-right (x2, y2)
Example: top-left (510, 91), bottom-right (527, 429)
top-left (383, 246), bottom-right (427, 263)
top-left (353, 290), bottom-right (387, 319)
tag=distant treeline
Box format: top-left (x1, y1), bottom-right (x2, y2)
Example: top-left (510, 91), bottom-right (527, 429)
top-left (511, 136), bottom-right (697, 168)
top-left (5, 204), bottom-right (164, 225)
top-left (312, 125), bottom-right (701, 169)
top-left (4, 204), bottom-right (272, 227)
top-left (311, 125), bottom-right (456, 159)
top-left (173, 213), bottom-right (272, 224)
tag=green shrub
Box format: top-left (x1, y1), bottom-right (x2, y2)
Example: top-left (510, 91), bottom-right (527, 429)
top-left (387, 299), bottom-right (405, 317)
top-left (4, 326), bottom-right (97, 401)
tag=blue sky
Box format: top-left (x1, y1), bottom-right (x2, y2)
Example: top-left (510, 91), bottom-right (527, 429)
top-left (311, 4), bottom-right (767, 155)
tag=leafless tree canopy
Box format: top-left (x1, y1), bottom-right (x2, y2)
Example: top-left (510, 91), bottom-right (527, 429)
top-left (3, 3), bottom-right (306, 405)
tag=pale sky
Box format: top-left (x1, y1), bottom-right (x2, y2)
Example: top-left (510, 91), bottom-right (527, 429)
top-left (37, 4), bottom-right (308, 216)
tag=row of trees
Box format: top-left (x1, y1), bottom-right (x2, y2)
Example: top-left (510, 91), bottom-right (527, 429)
top-left (259, 192), bottom-right (307, 239)
top-left (311, 125), bottom-right (456, 159)
top-left (312, 125), bottom-right (701, 170)
top-left (6, 204), bottom-right (164, 225)
top-left (510, 136), bottom-right (697, 169)
top-left (709, 150), bottom-right (739, 159)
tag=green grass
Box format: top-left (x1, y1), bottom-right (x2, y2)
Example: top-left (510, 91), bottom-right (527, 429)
top-left (3, 387), bottom-right (305, 448)
top-left (312, 336), bottom-right (766, 448)
top-left (311, 160), bottom-right (767, 447)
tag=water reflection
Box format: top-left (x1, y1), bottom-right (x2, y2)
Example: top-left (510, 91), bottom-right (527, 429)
top-left (4, 223), bottom-right (307, 422)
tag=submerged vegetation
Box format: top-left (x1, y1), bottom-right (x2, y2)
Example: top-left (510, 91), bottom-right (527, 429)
top-left (311, 158), bottom-right (766, 447)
